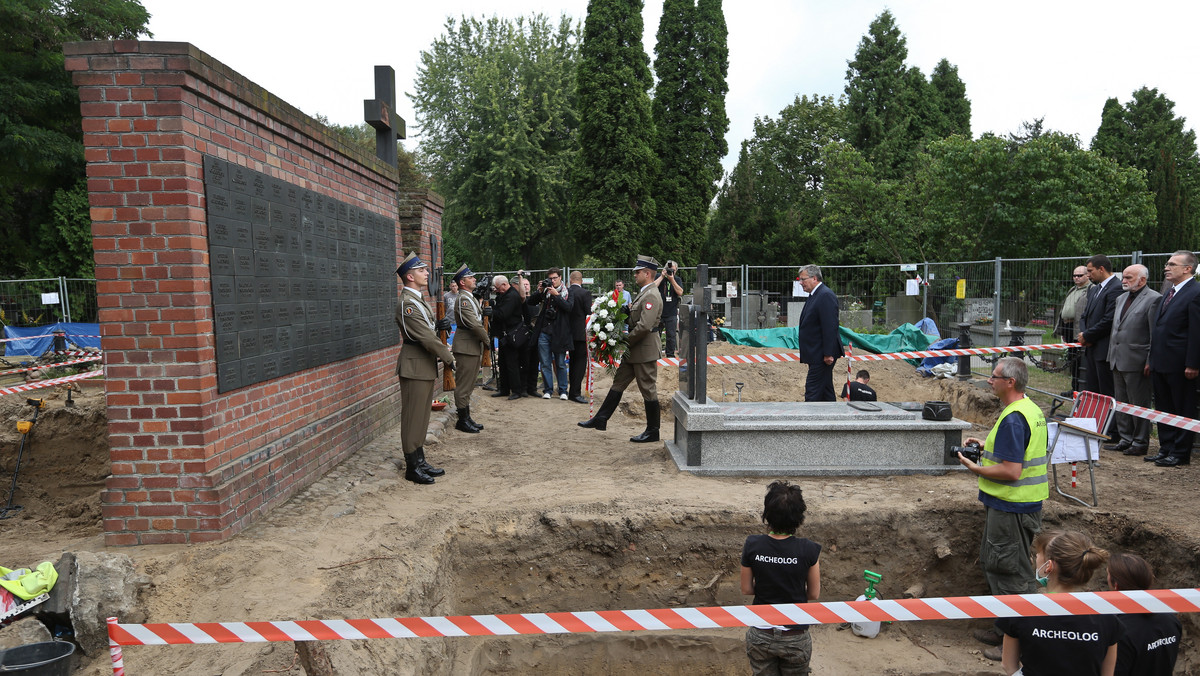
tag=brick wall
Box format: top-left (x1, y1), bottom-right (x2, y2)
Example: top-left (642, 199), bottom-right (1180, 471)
top-left (66, 41), bottom-right (441, 545)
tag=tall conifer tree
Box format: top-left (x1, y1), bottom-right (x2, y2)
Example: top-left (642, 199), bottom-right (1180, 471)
top-left (571, 0), bottom-right (657, 266)
top-left (843, 10), bottom-right (914, 179)
top-left (1092, 87), bottom-right (1200, 251)
top-left (651, 0), bottom-right (728, 261)
top-left (929, 58), bottom-right (971, 138)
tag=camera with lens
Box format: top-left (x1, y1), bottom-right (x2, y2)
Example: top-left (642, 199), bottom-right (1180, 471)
top-left (952, 441), bottom-right (982, 463)
top-left (539, 277), bottom-right (554, 290)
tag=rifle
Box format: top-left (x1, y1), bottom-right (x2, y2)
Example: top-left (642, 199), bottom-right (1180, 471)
top-left (430, 233), bottom-right (455, 392)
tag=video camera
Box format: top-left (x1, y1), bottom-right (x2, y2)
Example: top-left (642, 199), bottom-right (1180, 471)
top-left (473, 273), bottom-right (493, 302)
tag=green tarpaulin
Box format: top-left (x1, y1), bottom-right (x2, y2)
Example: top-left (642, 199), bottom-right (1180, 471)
top-left (718, 324), bottom-right (937, 364)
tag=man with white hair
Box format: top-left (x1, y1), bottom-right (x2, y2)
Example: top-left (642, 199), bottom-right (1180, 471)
top-left (1105, 264), bottom-right (1161, 455)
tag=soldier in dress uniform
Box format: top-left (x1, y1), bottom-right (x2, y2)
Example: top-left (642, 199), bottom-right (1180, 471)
top-left (395, 252), bottom-right (455, 484)
top-left (451, 263), bottom-right (488, 434)
top-left (579, 254), bottom-right (664, 442)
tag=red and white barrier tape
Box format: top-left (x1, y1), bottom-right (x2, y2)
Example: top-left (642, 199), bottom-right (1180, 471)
top-left (51, 350), bottom-right (101, 357)
top-left (2, 355), bottom-right (101, 376)
top-left (0, 333), bottom-right (101, 343)
top-left (108, 617), bottom-right (126, 676)
top-left (0, 369), bottom-right (101, 396)
top-left (1114, 401), bottom-right (1200, 434)
top-left (594, 343), bottom-right (1077, 370)
top-left (106, 589), bottom-right (1200, 647)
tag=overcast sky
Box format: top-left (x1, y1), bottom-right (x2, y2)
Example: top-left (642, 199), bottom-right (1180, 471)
top-left (139, 0), bottom-right (1200, 175)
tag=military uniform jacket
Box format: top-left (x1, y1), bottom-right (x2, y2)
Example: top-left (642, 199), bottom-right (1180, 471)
top-left (395, 287), bottom-right (454, 380)
top-left (625, 283), bottom-right (663, 363)
top-left (452, 292), bottom-right (489, 357)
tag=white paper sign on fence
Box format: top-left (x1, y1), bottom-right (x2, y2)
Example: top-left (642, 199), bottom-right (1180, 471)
top-left (1048, 418), bottom-right (1100, 464)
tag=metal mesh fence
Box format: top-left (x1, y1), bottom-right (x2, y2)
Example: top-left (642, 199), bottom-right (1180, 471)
top-left (0, 278), bottom-right (74, 327)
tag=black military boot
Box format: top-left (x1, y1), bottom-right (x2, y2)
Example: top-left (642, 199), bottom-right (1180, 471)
top-left (455, 408), bottom-right (479, 434)
top-left (404, 453), bottom-right (435, 484)
top-left (465, 406), bottom-right (484, 431)
top-left (414, 447), bottom-right (445, 477)
top-left (578, 390), bottom-right (623, 431)
top-left (630, 400), bottom-right (660, 443)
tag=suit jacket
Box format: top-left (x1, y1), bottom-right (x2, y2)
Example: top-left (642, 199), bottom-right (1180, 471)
top-left (1079, 275), bottom-right (1122, 357)
top-left (1107, 287), bottom-right (1161, 372)
top-left (625, 282), bottom-right (663, 363)
top-left (395, 287), bottom-right (454, 380)
top-left (452, 292), bottom-right (489, 356)
top-left (569, 283), bottom-right (593, 342)
top-left (797, 283), bottom-right (840, 365)
top-left (1149, 278), bottom-right (1200, 372)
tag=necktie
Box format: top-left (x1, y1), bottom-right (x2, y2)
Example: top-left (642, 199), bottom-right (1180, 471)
top-left (1162, 287), bottom-right (1176, 313)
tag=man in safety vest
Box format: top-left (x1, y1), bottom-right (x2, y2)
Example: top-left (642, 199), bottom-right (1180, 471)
top-left (957, 356), bottom-right (1049, 660)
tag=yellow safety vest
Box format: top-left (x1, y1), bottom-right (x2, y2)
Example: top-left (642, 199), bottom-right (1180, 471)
top-left (978, 396), bottom-right (1049, 504)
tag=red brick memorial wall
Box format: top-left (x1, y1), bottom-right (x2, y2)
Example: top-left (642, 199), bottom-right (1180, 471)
top-left (65, 41), bottom-right (442, 545)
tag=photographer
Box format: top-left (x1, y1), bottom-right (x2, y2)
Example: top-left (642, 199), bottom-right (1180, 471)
top-left (655, 261), bottom-right (684, 358)
top-left (488, 275), bottom-right (524, 399)
top-left (527, 268), bottom-right (573, 399)
top-left (957, 356), bottom-right (1049, 661)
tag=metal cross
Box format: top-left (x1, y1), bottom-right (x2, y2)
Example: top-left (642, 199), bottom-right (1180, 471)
top-left (363, 65), bottom-right (407, 167)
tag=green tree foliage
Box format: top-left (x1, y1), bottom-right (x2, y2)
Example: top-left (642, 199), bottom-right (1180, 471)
top-left (0, 0), bottom-right (150, 277)
top-left (929, 58), bottom-right (971, 139)
top-left (411, 14), bottom-right (579, 269)
top-left (571, 0), bottom-right (657, 266)
top-left (703, 95), bottom-right (840, 265)
top-left (916, 133), bottom-right (1154, 260)
top-left (819, 142), bottom-right (918, 264)
top-left (651, 0), bottom-right (728, 262)
top-left (1091, 87), bottom-right (1200, 251)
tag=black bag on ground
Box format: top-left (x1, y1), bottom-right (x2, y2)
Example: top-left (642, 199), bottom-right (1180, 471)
top-left (922, 401), bottom-right (952, 421)
top-left (505, 324), bottom-right (533, 349)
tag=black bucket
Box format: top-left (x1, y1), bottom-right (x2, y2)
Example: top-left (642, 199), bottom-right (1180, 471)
top-left (0, 641), bottom-right (75, 675)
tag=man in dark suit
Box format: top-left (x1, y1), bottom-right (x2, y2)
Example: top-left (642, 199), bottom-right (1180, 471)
top-left (566, 270), bottom-right (593, 403)
top-left (1077, 254), bottom-right (1122, 397)
top-left (1147, 250), bottom-right (1200, 467)
top-left (797, 264), bottom-right (841, 402)
top-left (1105, 264), bottom-right (1161, 455)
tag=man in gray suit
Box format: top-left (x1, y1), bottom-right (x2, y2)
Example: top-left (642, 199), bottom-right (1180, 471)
top-left (1105, 264), bottom-right (1161, 455)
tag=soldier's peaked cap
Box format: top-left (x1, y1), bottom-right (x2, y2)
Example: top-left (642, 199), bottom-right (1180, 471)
top-left (634, 255), bottom-right (660, 271)
top-left (453, 263), bottom-right (473, 282)
top-left (396, 252), bottom-right (427, 277)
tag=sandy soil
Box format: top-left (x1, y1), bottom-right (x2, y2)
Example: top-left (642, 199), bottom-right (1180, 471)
top-left (1, 345), bottom-right (1198, 675)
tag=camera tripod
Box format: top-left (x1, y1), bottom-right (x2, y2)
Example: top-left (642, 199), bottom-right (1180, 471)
top-left (1, 398), bottom-right (47, 520)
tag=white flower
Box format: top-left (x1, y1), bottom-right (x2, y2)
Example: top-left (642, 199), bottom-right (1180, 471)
top-left (607, 338), bottom-right (616, 345)
top-left (605, 322), bottom-right (614, 331)
top-left (597, 331), bottom-right (607, 341)
top-left (606, 298), bottom-right (616, 307)
top-left (597, 309), bottom-right (608, 318)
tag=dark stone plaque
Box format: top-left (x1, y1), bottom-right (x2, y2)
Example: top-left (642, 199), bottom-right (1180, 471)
top-left (277, 326), bottom-right (293, 352)
top-left (234, 248), bottom-right (254, 276)
top-left (236, 277), bottom-right (257, 305)
top-left (274, 303), bottom-right (292, 326)
top-left (271, 251), bottom-right (288, 276)
top-left (241, 357), bottom-right (260, 384)
top-left (283, 206), bottom-right (300, 231)
top-left (238, 330), bottom-right (260, 359)
top-left (214, 306), bottom-right (237, 334)
top-left (257, 303), bottom-right (275, 327)
top-left (253, 251), bottom-right (272, 278)
top-left (288, 254), bottom-right (303, 277)
top-left (229, 163), bottom-right (250, 195)
top-left (206, 188), bottom-right (231, 218)
top-left (218, 361), bottom-right (242, 392)
top-left (251, 198), bottom-right (270, 225)
top-left (230, 192), bottom-right (252, 222)
top-left (215, 332), bottom-right (239, 362)
top-left (251, 173), bottom-right (268, 198)
top-left (207, 216), bottom-right (234, 247)
top-left (269, 202), bottom-right (286, 229)
top-left (259, 327), bottom-right (276, 354)
top-left (300, 189), bottom-right (314, 212)
top-left (204, 156), bottom-right (228, 190)
top-left (270, 177), bottom-right (286, 203)
top-left (233, 222), bottom-right (253, 250)
top-left (210, 247), bottom-right (235, 277)
top-left (285, 183), bottom-right (299, 207)
top-left (211, 276), bottom-right (236, 306)
top-left (277, 351), bottom-right (293, 376)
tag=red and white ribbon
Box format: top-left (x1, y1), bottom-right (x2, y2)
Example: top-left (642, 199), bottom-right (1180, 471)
top-left (0, 334), bottom-right (54, 343)
top-left (108, 617), bottom-right (126, 676)
top-left (1114, 401), bottom-right (1200, 434)
top-left (2, 355), bottom-right (102, 376)
top-left (105, 589), bottom-right (1200, 647)
top-left (0, 369), bottom-right (101, 396)
top-left (595, 343), bottom-right (1078, 370)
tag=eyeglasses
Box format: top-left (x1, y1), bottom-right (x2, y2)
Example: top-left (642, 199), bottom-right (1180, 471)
top-left (1072, 274), bottom-right (1086, 278)
top-left (1166, 262), bottom-right (1186, 268)
top-left (987, 374), bottom-right (1014, 381)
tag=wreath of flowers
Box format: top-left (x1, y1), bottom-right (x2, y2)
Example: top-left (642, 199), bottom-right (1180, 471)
top-left (585, 289), bottom-right (630, 367)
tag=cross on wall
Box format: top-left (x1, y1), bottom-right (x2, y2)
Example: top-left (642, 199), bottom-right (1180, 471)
top-left (364, 65), bottom-right (407, 167)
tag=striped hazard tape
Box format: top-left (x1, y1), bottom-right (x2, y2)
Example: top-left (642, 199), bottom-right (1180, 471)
top-left (1114, 400), bottom-right (1200, 434)
top-left (1, 355), bottom-right (102, 376)
top-left (594, 342), bottom-right (1077, 369)
top-left (0, 369), bottom-right (101, 396)
top-left (106, 589), bottom-right (1200, 646)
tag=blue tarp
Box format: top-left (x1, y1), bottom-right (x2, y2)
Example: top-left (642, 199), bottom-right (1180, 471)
top-left (916, 336), bottom-right (960, 376)
top-left (718, 324), bottom-right (938, 365)
top-left (2, 322), bottom-right (101, 357)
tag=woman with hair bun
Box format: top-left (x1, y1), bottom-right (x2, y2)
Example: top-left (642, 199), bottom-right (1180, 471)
top-left (998, 530), bottom-right (1122, 676)
top-left (1107, 552), bottom-right (1181, 675)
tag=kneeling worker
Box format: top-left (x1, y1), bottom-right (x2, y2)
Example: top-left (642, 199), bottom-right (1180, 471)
top-left (579, 255), bottom-right (663, 442)
top-left (396, 252), bottom-right (455, 484)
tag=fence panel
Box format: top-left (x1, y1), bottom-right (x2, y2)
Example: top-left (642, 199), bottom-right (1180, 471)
top-left (62, 278), bottom-right (98, 324)
top-left (0, 278), bottom-right (71, 327)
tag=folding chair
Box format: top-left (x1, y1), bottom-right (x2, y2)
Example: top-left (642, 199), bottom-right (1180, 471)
top-left (1048, 391), bottom-right (1114, 507)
